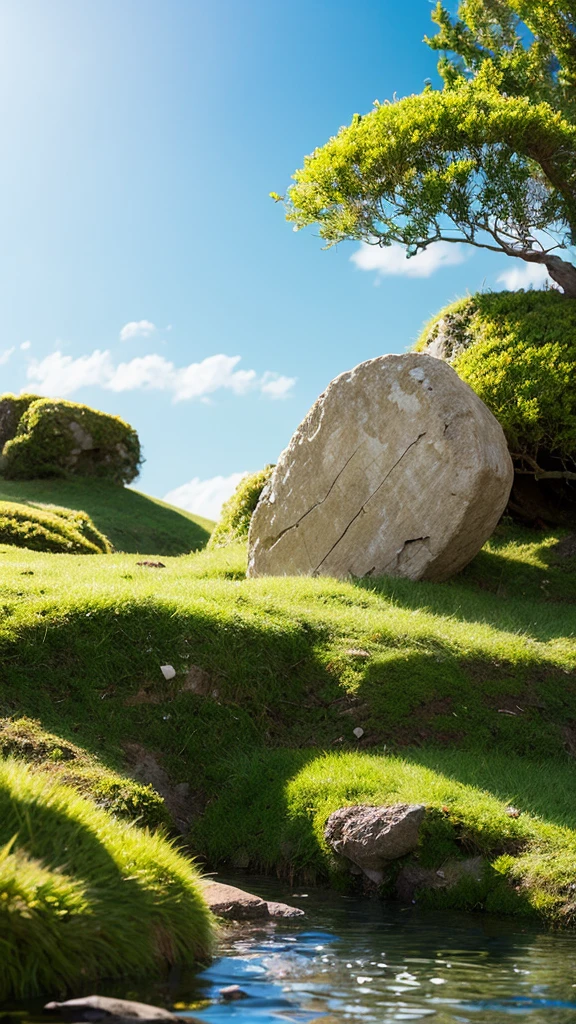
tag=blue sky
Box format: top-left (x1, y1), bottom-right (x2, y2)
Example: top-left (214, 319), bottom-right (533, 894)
top-left (0, 0), bottom-right (547, 518)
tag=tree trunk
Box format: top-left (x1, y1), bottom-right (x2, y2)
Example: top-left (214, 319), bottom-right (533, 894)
top-left (540, 254), bottom-right (576, 296)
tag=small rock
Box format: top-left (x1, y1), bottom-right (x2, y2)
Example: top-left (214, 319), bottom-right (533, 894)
top-left (201, 880), bottom-right (304, 921)
top-left (44, 996), bottom-right (182, 1023)
top-left (325, 803), bottom-right (426, 884)
top-left (345, 649), bottom-right (371, 658)
top-left (219, 987), bottom-right (249, 1002)
top-left (160, 665), bottom-right (176, 681)
top-left (353, 727), bottom-right (364, 739)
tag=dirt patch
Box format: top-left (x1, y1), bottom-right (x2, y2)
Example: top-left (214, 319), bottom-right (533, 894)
top-left (123, 741), bottom-right (198, 832)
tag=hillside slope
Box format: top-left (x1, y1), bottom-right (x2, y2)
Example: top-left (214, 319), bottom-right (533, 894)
top-left (1, 522), bottom-right (576, 925)
top-left (0, 477), bottom-right (213, 554)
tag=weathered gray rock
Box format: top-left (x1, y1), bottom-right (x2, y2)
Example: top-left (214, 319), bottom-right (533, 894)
top-left (324, 804), bottom-right (426, 884)
top-left (247, 354), bottom-right (513, 582)
top-left (44, 996), bottom-right (183, 1023)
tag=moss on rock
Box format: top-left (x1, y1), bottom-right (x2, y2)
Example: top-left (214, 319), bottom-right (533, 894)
top-left (416, 290), bottom-right (576, 525)
top-left (1, 397), bottom-right (142, 484)
top-left (416, 290), bottom-right (576, 468)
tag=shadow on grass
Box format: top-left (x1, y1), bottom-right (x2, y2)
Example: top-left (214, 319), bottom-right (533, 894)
top-left (351, 544), bottom-right (576, 643)
top-left (0, 476), bottom-right (211, 554)
top-left (1, 597), bottom-right (574, 777)
top-left (402, 746), bottom-right (576, 831)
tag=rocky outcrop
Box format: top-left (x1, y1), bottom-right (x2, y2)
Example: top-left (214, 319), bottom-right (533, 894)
top-left (202, 880), bottom-right (304, 920)
top-left (324, 804), bottom-right (426, 884)
top-left (248, 354), bottom-right (513, 582)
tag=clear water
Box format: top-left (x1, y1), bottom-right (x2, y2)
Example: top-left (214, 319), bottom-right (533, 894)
top-left (11, 875), bottom-right (576, 1024)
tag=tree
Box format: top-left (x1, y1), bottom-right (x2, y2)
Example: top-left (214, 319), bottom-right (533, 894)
top-left (280, 2), bottom-right (576, 296)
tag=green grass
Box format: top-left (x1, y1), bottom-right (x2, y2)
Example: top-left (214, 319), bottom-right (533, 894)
top-left (194, 747), bottom-right (576, 920)
top-left (0, 718), bottom-right (169, 830)
top-left (0, 499), bottom-right (112, 554)
top-left (0, 758), bottom-right (213, 1000)
top-left (0, 476), bottom-right (213, 555)
top-left (0, 520), bottom-right (575, 938)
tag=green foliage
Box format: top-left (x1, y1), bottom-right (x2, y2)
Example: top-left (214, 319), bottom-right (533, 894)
top-left (0, 758), bottom-right (213, 999)
top-left (283, 4), bottom-right (576, 290)
top-left (208, 465), bottom-right (274, 549)
top-left (1, 397), bottom-right (142, 485)
top-left (0, 718), bottom-right (169, 830)
top-left (0, 477), bottom-right (212, 555)
top-left (0, 499), bottom-right (112, 554)
top-left (427, 1), bottom-right (576, 116)
top-left (416, 289), bottom-right (576, 464)
top-left (286, 81), bottom-right (575, 253)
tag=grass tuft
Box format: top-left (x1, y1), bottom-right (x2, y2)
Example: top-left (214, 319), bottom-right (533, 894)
top-left (0, 758), bottom-right (213, 999)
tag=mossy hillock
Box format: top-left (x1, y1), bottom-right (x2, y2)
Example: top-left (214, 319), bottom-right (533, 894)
top-left (0, 718), bottom-right (169, 829)
top-left (0, 499), bottom-right (112, 554)
top-left (0, 758), bottom-right (213, 1000)
top-left (416, 290), bottom-right (576, 526)
top-left (1, 397), bottom-right (142, 484)
top-left (208, 465), bottom-right (274, 549)
top-left (0, 477), bottom-right (213, 555)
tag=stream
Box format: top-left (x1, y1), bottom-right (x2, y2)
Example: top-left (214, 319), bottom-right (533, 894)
top-left (10, 875), bottom-right (576, 1023)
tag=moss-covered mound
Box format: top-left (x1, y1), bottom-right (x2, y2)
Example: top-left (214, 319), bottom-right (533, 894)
top-left (416, 290), bottom-right (576, 525)
top-left (208, 465), bottom-right (274, 549)
top-left (0, 758), bottom-right (213, 1000)
top-left (0, 718), bottom-right (168, 830)
top-left (0, 477), bottom-right (213, 555)
top-left (1, 397), bottom-right (142, 484)
top-left (0, 499), bottom-right (112, 554)
top-left (0, 394), bottom-right (42, 451)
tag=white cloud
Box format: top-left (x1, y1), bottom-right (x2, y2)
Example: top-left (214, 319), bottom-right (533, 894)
top-left (351, 241), bottom-right (467, 278)
top-left (260, 372), bottom-right (297, 399)
top-left (497, 262), bottom-right (552, 291)
top-left (26, 350), bottom-right (115, 396)
top-left (164, 472), bottom-right (248, 521)
top-left (0, 347), bottom-right (15, 366)
top-left (25, 349), bottom-right (295, 402)
top-left (20, 340), bottom-right (31, 351)
top-left (119, 320), bottom-right (156, 342)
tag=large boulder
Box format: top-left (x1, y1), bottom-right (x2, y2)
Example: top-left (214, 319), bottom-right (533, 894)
top-left (248, 354), bottom-right (513, 582)
top-left (325, 804), bottom-right (426, 884)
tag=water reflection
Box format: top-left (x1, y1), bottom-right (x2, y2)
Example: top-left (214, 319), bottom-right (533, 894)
top-left (7, 876), bottom-right (576, 1024)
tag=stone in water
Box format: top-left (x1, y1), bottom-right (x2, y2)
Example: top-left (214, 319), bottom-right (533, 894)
top-left (248, 354), bottom-right (513, 582)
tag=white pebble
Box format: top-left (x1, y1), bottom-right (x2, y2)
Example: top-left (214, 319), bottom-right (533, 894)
top-left (160, 664), bottom-right (176, 680)
top-left (353, 727), bottom-right (364, 739)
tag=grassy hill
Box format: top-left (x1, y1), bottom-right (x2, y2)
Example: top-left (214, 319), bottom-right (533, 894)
top-left (1, 519), bottom-right (576, 940)
top-left (0, 476), bottom-right (213, 554)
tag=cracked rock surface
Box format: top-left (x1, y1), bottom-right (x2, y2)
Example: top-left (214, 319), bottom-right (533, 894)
top-left (247, 353), bottom-right (513, 581)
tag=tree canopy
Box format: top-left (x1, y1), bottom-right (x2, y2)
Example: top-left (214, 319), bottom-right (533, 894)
top-left (281, 1), bottom-right (576, 295)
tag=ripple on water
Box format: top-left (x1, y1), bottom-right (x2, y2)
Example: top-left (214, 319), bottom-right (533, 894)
top-left (10, 877), bottom-right (576, 1024)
